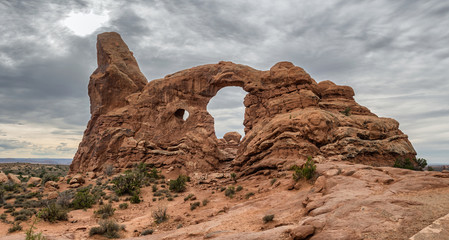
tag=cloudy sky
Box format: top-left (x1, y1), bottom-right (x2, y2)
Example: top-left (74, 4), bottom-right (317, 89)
top-left (0, 0), bottom-right (448, 164)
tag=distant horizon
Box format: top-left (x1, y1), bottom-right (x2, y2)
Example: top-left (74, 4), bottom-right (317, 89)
top-left (0, 158), bottom-right (72, 165)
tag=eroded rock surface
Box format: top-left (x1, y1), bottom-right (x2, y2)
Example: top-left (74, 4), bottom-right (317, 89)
top-left (70, 32), bottom-right (416, 173)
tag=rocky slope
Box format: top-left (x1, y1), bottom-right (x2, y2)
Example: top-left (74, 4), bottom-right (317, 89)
top-left (70, 32), bottom-right (415, 174)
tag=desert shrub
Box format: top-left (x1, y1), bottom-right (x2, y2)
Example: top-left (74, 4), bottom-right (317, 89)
top-left (26, 191), bottom-right (43, 199)
top-left (169, 175), bottom-right (189, 193)
top-left (394, 158), bottom-right (414, 170)
top-left (0, 187), bottom-right (4, 204)
top-left (12, 209), bottom-right (35, 221)
top-left (270, 178), bottom-right (277, 186)
top-left (71, 187), bottom-right (96, 209)
top-left (202, 199), bottom-right (209, 206)
top-left (153, 206), bottom-right (168, 224)
top-left (3, 180), bottom-right (19, 192)
top-left (428, 166), bottom-right (434, 171)
top-left (112, 172), bottom-right (143, 196)
top-left (416, 158), bottom-right (428, 170)
top-left (236, 185), bottom-right (243, 192)
top-left (103, 165), bottom-right (115, 176)
top-left (292, 157), bottom-right (317, 181)
top-left (110, 195), bottom-right (119, 202)
top-left (225, 186), bottom-right (235, 198)
top-left (38, 203), bottom-right (68, 223)
top-left (0, 213), bottom-right (6, 221)
top-left (190, 201), bottom-right (200, 211)
top-left (25, 219), bottom-right (46, 240)
top-left (89, 219), bottom-right (124, 239)
top-left (263, 214), bottom-right (274, 223)
top-left (95, 204), bottom-right (116, 219)
top-left (8, 222), bottom-right (22, 233)
top-left (230, 172), bottom-right (237, 182)
top-left (141, 229), bottom-right (154, 236)
top-left (119, 203), bottom-right (128, 210)
top-left (41, 173), bottom-right (59, 184)
top-left (245, 192), bottom-right (255, 199)
top-left (148, 167), bottom-right (160, 179)
top-left (91, 185), bottom-right (106, 199)
top-left (14, 214), bottom-right (29, 221)
top-left (56, 190), bottom-right (74, 208)
top-left (184, 193), bottom-right (195, 201)
top-left (340, 107), bottom-right (351, 116)
top-left (129, 192), bottom-right (141, 204)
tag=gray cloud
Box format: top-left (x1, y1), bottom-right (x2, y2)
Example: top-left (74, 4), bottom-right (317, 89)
top-left (0, 139), bottom-right (31, 150)
top-left (0, 0), bottom-right (448, 163)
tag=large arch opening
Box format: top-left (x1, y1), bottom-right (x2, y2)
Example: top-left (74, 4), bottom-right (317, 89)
top-left (207, 86), bottom-right (246, 139)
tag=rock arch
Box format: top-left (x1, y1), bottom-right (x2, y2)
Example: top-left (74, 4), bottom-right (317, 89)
top-left (70, 32), bottom-right (416, 174)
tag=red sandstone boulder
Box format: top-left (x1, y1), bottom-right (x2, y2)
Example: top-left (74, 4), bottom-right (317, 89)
top-left (70, 32), bottom-right (416, 174)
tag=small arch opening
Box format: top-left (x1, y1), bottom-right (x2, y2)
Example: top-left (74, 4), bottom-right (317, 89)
top-left (174, 109), bottom-right (189, 121)
top-left (207, 86), bottom-right (246, 139)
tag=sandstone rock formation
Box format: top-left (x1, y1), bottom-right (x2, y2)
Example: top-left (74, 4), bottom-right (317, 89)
top-left (7, 173), bottom-right (21, 184)
top-left (27, 177), bottom-right (41, 186)
top-left (70, 32), bottom-right (416, 174)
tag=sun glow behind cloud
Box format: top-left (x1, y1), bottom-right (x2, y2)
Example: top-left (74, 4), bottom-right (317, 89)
top-left (62, 11), bottom-right (110, 36)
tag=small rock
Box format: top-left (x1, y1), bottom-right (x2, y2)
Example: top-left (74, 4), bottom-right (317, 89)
top-left (289, 225), bottom-right (315, 240)
top-left (0, 172), bottom-right (8, 183)
top-left (287, 180), bottom-right (296, 190)
top-left (324, 169), bottom-right (340, 177)
top-left (7, 173), bottom-right (21, 184)
top-left (45, 180), bottom-right (59, 190)
top-left (48, 191), bottom-right (59, 200)
top-left (27, 177), bottom-right (41, 186)
top-left (69, 183), bottom-right (81, 188)
top-left (69, 174), bottom-right (85, 186)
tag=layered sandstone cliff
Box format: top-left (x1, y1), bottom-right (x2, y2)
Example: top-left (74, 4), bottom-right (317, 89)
top-left (70, 32), bottom-right (416, 173)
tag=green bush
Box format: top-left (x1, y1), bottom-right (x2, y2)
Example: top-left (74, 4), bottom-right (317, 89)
top-left (416, 158), bottom-right (427, 170)
top-left (0, 187), bottom-right (4, 204)
top-left (25, 219), bottom-right (46, 240)
top-left (129, 192), bottom-right (141, 204)
top-left (112, 172), bottom-right (143, 196)
top-left (95, 204), bottom-right (116, 219)
top-left (8, 222), bottom-right (22, 233)
top-left (38, 203), bottom-right (68, 223)
top-left (245, 192), bottom-right (255, 199)
top-left (119, 203), bottom-right (128, 210)
top-left (141, 229), bottom-right (154, 236)
top-left (184, 193), bottom-right (195, 201)
top-left (340, 107), bottom-right (351, 116)
top-left (14, 214), bottom-right (29, 221)
top-left (103, 165), bottom-right (115, 176)
top-left (225, 186), bottom-right (235, 198)
top-left (3, 180), bottom-right (19, 192)
top-left (263, 214), bottom-right (274, 223)
top-left (202, 199), bottom-right (209, 206)
top-left (292, 156), bottom-right (317, 181)
top-left (89, 219), bottom-right (124, 239)
top-left (41, 173), bottom-right (59, 184)
top-left (71, 187), bottom-right (96, 209)
top-left (236, 186), bottom-right (243, 192)
top-left (56, 190), bottom-right (74, 208)
top-left (169, 175), bottom-right (188, 193)
top-left (190, 201), bottom-right (200, 211)
top-left (153, 207), bottom-right (168, 224)
top-left (393, 158), bottom-right (414, 170)
top-left (230, 172), bottom-right (237, 182)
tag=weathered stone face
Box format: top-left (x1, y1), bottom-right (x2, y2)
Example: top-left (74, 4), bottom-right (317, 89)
top-left (70, 32), bottom-right (416, 174)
